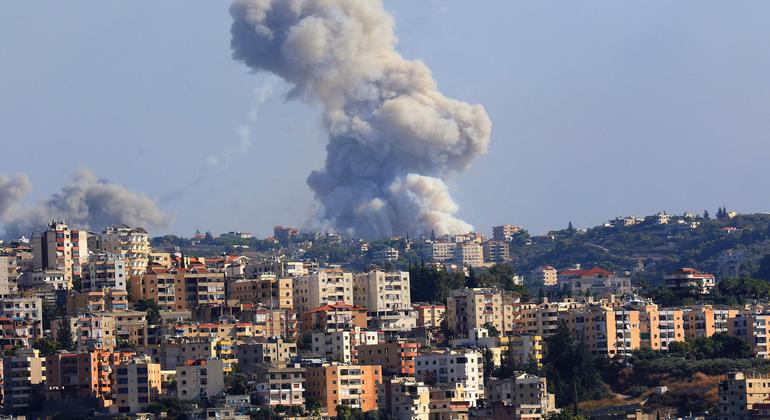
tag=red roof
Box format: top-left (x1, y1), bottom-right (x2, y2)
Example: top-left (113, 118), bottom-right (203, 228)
top-left (559, 267), bottom-right (614, 278)
top-left (307, 302), bottom-right (366, 313)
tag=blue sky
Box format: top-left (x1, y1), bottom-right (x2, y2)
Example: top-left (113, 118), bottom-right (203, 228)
top-left (2, 1), bottom-right (770, 237)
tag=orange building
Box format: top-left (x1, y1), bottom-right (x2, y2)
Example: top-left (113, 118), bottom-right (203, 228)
top-left (45, 351), bottom-right (134, 407)
top-left (301, 302), bottom-right (368, 333)
top-left (357, 339), bottom-right (420, 376)
top-left (128, 267), bottom-right (224, 311)
top-left (413, 304), bottom-right (446, 329)
top-left (305, 363), bottom-right (382, 417)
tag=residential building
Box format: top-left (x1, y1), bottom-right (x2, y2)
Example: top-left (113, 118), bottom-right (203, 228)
top-left (718, 371), bottom-right (770, 420)
top-left (53, 314), bottom-right (117, 352)
top-left (485, 373), bottom-right (557, 417)
top-left (482, 240), bottom-right (510, 263)
top-left (235, 338), bottom-right (296, 372)
top-left (519, 299), bottom-right (584, 337)
top-left (17, 268), bottom-right (68, 292)
top-left (1, 296), bottom-right (43, 338)
top-left (531, 266), bottom-right (558, 287)
top-left (453, 243), bottom-right (484, 267)
top-left (231, 276), bottom-right (293, 309)
top-left (557, 266), bottom-right (632, 296)
top-left (45, 351), bottom-right (133, 405)
top-left (111, 356), bottom-right (161, 414)
top-left (128, 267), bottom-right (225, 311)
top-left (301, 302), bottom-right (368, 333)
top-left (82, 254), bottom-right (127, 291)
top-left (492, 225), bottom-right (521, 241)
top-left (2, 348), bottom-right (46, 412)
top-left (371, 247), bottom-right (399, 263)
top-left (353, 270), bottom-right (416, 332)
top-left (413, 304), bottom-right (446, 329)
top-left (32, 221), bottom-right (88, 286)
top-left (66, 289), bottom-right (129, 315)
top-left (177, 358), bottom-right (225, 400)
top-left (560, 305), bottom-right (642, 358)
top-left (429, 241), bottom-right (457, 263)
top-left (378, 377), bottom-right (431, 420)
top-left (252, 364), bottom-right (306, 408)
top-left (311, 329), bottom-right (382, 363)
top-left (305, 363), bottom-right (382, 417)
top-left (293, 268), bottom-right (353, 315)
top-left (0, 255), bottom-right (18, 297)
top-left (357, 339), bottom-right (420, 376)
top-left (98, 226), bottom-right (150, 276)
top-left (446, 288), bottom-right (520, 338)
top-left (664, 268), bottom-right (716, 294)
top-left (728, 313), bottom-right (770, 358)
top-left (428, 382), bottom-right (471, 419)
top-left (415, 350), bottom-right (484, 406)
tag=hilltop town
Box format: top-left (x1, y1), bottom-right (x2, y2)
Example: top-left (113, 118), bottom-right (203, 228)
top-left (1, 210), bottom-right (770, 419)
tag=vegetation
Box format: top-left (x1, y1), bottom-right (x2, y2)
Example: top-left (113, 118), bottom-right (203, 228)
top-left (144, 397), bottom-right (197, 420)
top-left (667, 333), bottom-right (753, 360)
top-left (134, 299), bottom-right (162, 325)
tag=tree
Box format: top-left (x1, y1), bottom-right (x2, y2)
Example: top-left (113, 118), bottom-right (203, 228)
top-left (56, 318), bottom-right (74, 351)
top-left (134, 299), bottom-right (162, 325)
top-left (755, 254), bottom-right (770, 280)
top-left (703, 210), bottom-right (710, 220)
top-left (466, 267), bottom-right (478, 289)
top-left (32, 338), bottom-right (60, 356)
top-left (482, 347), bottom-right (495, 379)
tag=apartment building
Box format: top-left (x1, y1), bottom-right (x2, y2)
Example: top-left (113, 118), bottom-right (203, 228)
top-left (482, 240), bottom-right (510, 263)
top-left (1, 296), bottom-right (43, 338)
top-left (718, 372), bottom-right (770, 420)
top-left (305, 363), bottom-right (382, 417)
top-left (66, 289), bottom-right (129, 315)
top-left (111, 356), bottom-right (161, 414)
top-left (53, 314), bottom-right (117, 352)
top-left (17, 268), bottom-right (68, 292)
top-left (357, 339), bottom-right (420, 376)
top-left (311, 329), bottom-right (381, 363)
top-left (485, 373), bottom-right (557, 417)
top-left (413, 304), bottom-right (446, 329)
top-left (506, 334), bottom-right (544, 367)
top-left (378, 377), bottom-right (431, 420)
top-left (0, 255), bottom-right (18, 297)
top-left (657, 308), bottom-right (686, 350)
top-left (150, 337), bottom-right (217, 370)
top-left (128, 267), bottom-right (225, 311)
top-left (253, 364), bottom-right (306, 408)
top-left (665, 268), bottom-right (716, 294)
top-left (519, 300), bottom-right (584, 337)
top-left (728, 313), bottom-right (770, 358)
top-left (32, 221), bottom-right (88, 286)
top-left (557, 266), bottom-right (632, 296)
top-left (98, 226), bottom-right (150, 276)
top-left (682, 306), bottom-right (738, 339)
top-left (453, 243), bottom-right (484, 267)
top-left (531, 265), bottom-right (558, 287)
top-left (429, 241), bottom-right (457, 262)
top-left (231, 276), bottom-right (293, 309)
top-left (353, 270), bottom-right (416, 332)
top-left (2, 348), bottom-right (46, 412)
top-left (177, 358), bottom-right (225, 400)
top-left (446, 288), bottom-right (519, 338)
top-left (113, 311), bottom-right (149, 348)
top-left (236, 337), bottom-right (297, 372)
top-left (45, 351), bottom-right (134, 405)
top-left (415, 350), bottom-right (485, 406)
top-left (82, 254), bottom-right (127, 291)
top-left (492, 224), bottom-right (521, 241)
top-left (560, 305), bottom-right (642, 358)
top-left (293, 268), bottom-right (354, 314)
top-left (301, 302), bottom-right (368, 333)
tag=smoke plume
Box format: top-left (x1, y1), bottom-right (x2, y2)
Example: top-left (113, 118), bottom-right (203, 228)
top-left (230, 0), bottom-right (491, 238)
top-left (0, 168), bottom-right (172, 239)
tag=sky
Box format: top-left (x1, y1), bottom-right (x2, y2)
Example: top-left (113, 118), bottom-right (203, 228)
top-left (2, 1), bottom-right (770, 238)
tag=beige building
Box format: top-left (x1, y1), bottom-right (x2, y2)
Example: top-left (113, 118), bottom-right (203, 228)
top-left (32, 221), bottom-right (88, 286)
top-left (1, 296), bottom-right (43, 337)
top-left (728, 313), bottom-right (770, 358)
top-left (378, 377), bottom-right (431, 420)
top-left (111, 356), bottom-right (161, 414)
top-left (718, 372), bottom-right (770, 420)
top-left (82, 254), bottom-right (127, 291)
top-left (129, 267), bottom-right (225, 311)
top-left (485, 373), bottom-right (557, 417)
top-left (0, 255), bottom-right (18, 297)
top-left (429, 241), bottom-right (457, 262)
top-left (231, 276), bottom-right (293, 309)
top-left (253, 364), bottom-right (306, 408)
top-left (413, 304), bottom-right (446, 329)
top-left (446, 288), bottom-right (520, 338)
top-left (558, 266), bottom-right (632, 296)
top-left (311, 329), bottom-right (381, 363)
top-left (664, 267), bottom-right (716, 294)
top-left (293, 268), bottom-right (353, 314)
top-left (2, 348), bottom-right (46, 412)
top-left (492, 224), bottom-right (522, 241)
top-left (482, 240), bottom-right (510, 263)
top-left (353, 270), bottom-right (416, 331)
top-left (519, 299), bottom-right (584, 337)
top-left (236, 337), bottom-right (296, 373)
top-left (98, 226), bottom-right (150, 276)
top-left (531, 266), bottom-right (558, 287)
top-left (177, 358), bottom-right (225, 400)
top-left (453, 243), bottom-right (484, 267)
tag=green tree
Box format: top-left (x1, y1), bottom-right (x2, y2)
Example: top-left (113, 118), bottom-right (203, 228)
top-left (134, 299), bottom-right (162, 325)
top-left (482, 347), bottom-right (495, 379)
top-left (56, 318), bottom-right (74, 351)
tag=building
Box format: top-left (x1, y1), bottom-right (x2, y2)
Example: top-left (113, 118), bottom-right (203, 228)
top-left (231, 276), bottom-right (293, 309)
top-left (353, 270), bottom-right (415, 332)
top-left (1, 296), bottom-right (43, 338)
top-left (371, 247), bottom-right (399, 263)
top-left (429, 241), bottom-right (457, 263)
top-left (485, 373), bottom-right (557, 417)
top-left (82, 254), bottom-right (127, 291)
top-left (311, 329), bottom-right (381, 363)
top-left (66, 289), bottom-right (129, 315)
top-left (293, 268), bottom-right (353, 315)
top-left (235, 338), bottom-right (296, 372)
top-left (53, 314), bottom-right (117, 352)
top-left (2, 348), bottom-right (46, 412)
top-left (98, 226), bottom-right (150, 276)
top-left (428, 382), bottom-right (471, 419)
top-left (273, 226), bottom-right (300, 243)
top-left (453, 243), bottom-right (484, 267)
top-left (492, 225), bottom-right (521, 241)
top-left (305, 363), bottom-right (382, 417)
top-left (531, 266), bottom-right (557, 287)
top-left (415, 350), bottom-right (484, 406)
top-left (0, 255), bottom-right (18, 297)
top-left (301, 302), bottom-right (368, 333)
top-left (718, 372), bottom-right (770, 420)
top-left (357, 339), bottom-right (420, 376)
top-left (413, 304), bottom-right (446, 330)
top-left (111, 356), bottom-right (161, 414)
top-left (45, 351), bottom-right (133, 405)
top-left (482, 240), bottom-right (510, 263)
top-left (177, 358), bottom-right (225, 400)
top-left (557, 266), bottom-right (632, 296)
top-left (519, 299), bottom-right (584, 337)
top-left (18, 268), bottom-right (67, 292)
top-left (128, 267), bottom-right (225, 311)
top-left (32, 221), bottom-right (88, 286)
top-left (664, 268), bottom-right (716, 294)
top-left (378, 377), bottom-right (431, 420)
top-left (560, 305), bottom-right (643, 358)
top-left (728, 313), bottom-right (770, 358)
top-left (252, 364), bottom-right (306, 408)
top-left (446, 288), bottom-right (520, 338)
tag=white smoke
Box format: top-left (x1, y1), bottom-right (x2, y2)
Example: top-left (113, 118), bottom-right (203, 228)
top-left (230, 0), bottom-right (491, 238)
top-left (0, 168), bottom-right (172, 239)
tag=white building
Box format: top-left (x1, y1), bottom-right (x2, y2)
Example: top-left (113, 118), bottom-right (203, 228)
top-left (98, 226), bottom-right (150, 276)
top-left (177, 358), bottom-right (226, 400)
top-left (293, 268), bottom-right (354, 314)
top-left (415, 350), bottom-right (485, 406)
top-left (82, 254), bottom-right (127, 291)
top-left (454, 243), bottom-right (484, 267)
top-left (311, 329), bottom-right (381, 363)
top-left (353, 270), bottom-right (417, 332)
top-left (429, 241), bottom-right (457, 263)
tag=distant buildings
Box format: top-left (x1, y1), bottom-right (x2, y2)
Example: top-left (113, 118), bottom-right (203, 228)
top-left (293, 268), bottom-right (353, 314)
top-left (446, 288), bottom-right (520, 338)
top-left (531, 265), bottom-right (557, 287)
top-left (492, 224), bottom-right (522, 241)
top-left (557, 266), bottom-right (632, 296)
top-left (305, 363), bottom-right (382, 417)
top-left (97, 226), bottom-right (150, 276)
top-left (664, 267), bottom-right (716, 294)
top-left (32, 221), bottom-right (88, 287)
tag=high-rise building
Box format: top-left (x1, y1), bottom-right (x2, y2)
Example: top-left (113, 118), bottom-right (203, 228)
top-left (415, 350), bottom-right (485, 406)
top-left (453, 243), bottom-right (484, 267)
top-left (0, 255), bottom-right (18, 297)
top-left (293, 268), bottom-right (353, 315)
top-left (305, 363), bottom-right (382, 417)
top-left (482, 240), bottom-right (510, 263)
top-left (32, 221), bottom-right (88, 287)
top-left (492, 225), bottom-right (522, 241)
top-left (82, 254), bottom-right (127, 291)
top-left (98, 226), bottom-right (150, 276)
top-left (447, 288), bottom-right (520, 338)
top-left (111, 356), bottom-right (161, 414)
top-left (353, 270), bottom-right (416, 331)
top-left (128, 267), bottom-right (225, 311)
top-left (2, 348), bottom-right (46, 412)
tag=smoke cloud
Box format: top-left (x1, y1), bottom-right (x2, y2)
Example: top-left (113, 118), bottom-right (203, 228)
top-left (0, 168), bottom-right (172, 239)
top-left (230, 0), bottom-right (491, 238)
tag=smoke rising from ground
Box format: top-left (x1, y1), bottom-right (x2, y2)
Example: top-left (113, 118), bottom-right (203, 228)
top-left (230, 0), bottom-right (491, 238)
top-left (0, 168), bottom-right (172, 239)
